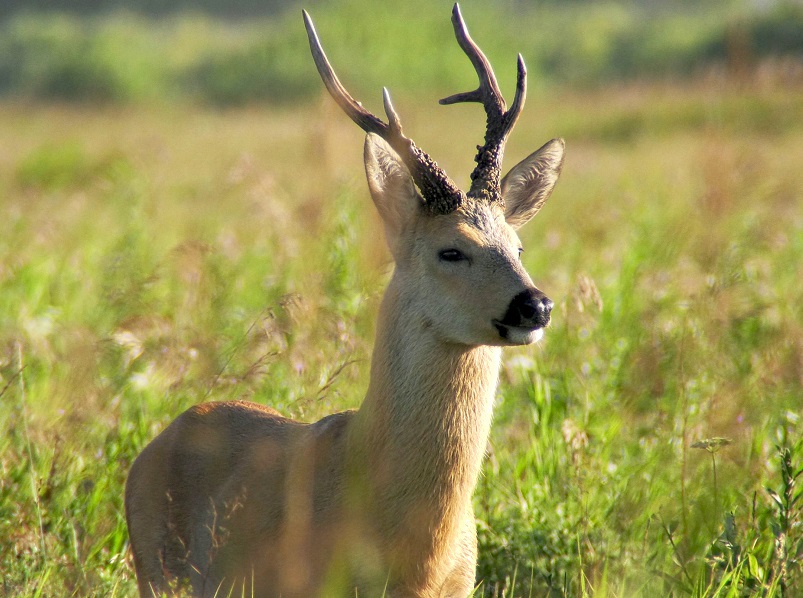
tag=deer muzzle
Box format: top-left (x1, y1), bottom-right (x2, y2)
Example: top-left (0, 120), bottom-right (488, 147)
top-left (493, 288), bottom-right (552, 343)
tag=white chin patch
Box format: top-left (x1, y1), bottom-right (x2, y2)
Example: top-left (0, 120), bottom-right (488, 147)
top-left (507, 326), bottom-right (544, 345)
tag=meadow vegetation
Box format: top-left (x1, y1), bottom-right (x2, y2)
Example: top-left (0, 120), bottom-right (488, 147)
top-left (1, 1), bottom-right (802, 597)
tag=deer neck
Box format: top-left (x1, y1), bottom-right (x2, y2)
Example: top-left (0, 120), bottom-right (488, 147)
top-left (349, 271), bottom-right (500, 534)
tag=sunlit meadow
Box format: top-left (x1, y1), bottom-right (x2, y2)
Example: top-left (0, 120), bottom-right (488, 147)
top-left (1, 2), bottom-right (802, 596)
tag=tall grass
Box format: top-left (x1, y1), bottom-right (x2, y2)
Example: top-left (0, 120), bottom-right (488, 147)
top-left (1, 75), bottom-right (801, 596)
top-left (1, 3), bottom-right (802, 595)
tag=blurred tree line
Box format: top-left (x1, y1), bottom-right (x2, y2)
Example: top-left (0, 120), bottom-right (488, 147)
top-left (0, 0), bottom-right (300, 20)
top-left (0, 0), bottom-right (801, 104)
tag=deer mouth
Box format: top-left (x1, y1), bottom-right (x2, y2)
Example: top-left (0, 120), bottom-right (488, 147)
top-left (492, 320), bottom-right (545, 345)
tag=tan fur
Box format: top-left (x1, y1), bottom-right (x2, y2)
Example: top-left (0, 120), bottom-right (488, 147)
top-left (125, 135), bottom-right (563, 596)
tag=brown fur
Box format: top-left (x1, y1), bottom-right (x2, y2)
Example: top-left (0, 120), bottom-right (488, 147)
top-left (125, 135), bottom-right (563, 596)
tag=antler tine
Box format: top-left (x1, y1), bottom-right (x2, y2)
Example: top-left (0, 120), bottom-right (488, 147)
top-left (439, 3), bottom-right (505, 116)
top-left (439, 3), bottom-right (528, 204)
top-left (507, 54), bottom-right (527, 132)
top-left (303, 10), bottom-right (391, 137)
top-left (303, 10), bottom-right (465, 215)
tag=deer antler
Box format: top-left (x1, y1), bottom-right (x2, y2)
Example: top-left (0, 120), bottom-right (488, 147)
top-left (440, 3), bottom-right (527, 206)
top-left (303, 10), bottom-right (465, 215)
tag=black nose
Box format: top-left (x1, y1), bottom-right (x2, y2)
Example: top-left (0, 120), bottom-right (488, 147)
top-left (500, 289), bottom-right (553, 328)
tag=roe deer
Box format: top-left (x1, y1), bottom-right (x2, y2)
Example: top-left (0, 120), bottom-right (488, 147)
top-left (125, 4), bottom-right (564, 597)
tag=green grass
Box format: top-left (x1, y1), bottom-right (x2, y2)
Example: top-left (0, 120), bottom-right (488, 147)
top-left (1, 75), bottom-right (802, 596)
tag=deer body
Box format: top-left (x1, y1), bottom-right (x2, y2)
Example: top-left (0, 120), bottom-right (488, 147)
top-left (127, 280), bottom-right (500, 596)
top-left (126, 5), bottom-right (564, 597)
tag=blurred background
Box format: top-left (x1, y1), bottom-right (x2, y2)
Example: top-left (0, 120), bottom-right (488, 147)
top-left (1, 1), bottom-right (802, 596)
top-left (0, 0), bottom-right (801, 105)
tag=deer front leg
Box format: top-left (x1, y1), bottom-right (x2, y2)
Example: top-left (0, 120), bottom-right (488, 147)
top-left (438, 507), bottom-right (479, 598)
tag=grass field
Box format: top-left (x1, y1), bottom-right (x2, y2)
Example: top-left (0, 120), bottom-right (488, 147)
top-left (1, 71), bottom-right (802, 596)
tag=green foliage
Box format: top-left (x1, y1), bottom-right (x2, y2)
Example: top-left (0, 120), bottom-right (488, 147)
top-left (16, 142), bottom-right (133, 191)
top-left (181, 17), bottom-right (317, 105)
top-left (1, 1), bottom-right (803, 105)
top-left (0, 13), bottom-right (167, 102)
top-left (16, 142), bottom-right (93, 190)
top-left (705, 3), bottom-right (803, 61)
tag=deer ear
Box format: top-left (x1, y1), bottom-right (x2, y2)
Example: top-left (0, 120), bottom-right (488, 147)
top-left (501, 138), bottom-right (565, 230)
top-left (364, 134), bottom-right (422, 248)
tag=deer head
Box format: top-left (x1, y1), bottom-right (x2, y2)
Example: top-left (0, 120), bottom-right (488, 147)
top-left (304, 4), bottom-right (564, 347)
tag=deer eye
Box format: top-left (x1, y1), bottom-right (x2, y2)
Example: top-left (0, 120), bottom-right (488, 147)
top-left (438, 249), bottom-right (466, 262)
